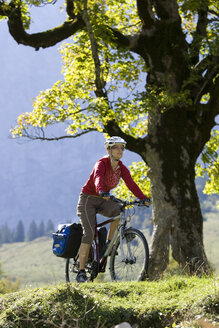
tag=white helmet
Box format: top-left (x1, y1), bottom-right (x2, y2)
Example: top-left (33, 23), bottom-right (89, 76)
top-left (104, 136), bottom-right (127, 148)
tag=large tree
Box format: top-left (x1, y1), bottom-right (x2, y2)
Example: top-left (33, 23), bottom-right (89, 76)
top-left (1, 0), bottom-right (218, 277)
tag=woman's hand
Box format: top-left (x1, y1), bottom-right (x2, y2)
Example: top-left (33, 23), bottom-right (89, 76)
top-left (140, 198), bottom-right (151, 207)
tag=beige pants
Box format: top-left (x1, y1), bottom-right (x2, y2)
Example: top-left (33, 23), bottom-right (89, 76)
top-left (77, 192), bottom-right (121, 244)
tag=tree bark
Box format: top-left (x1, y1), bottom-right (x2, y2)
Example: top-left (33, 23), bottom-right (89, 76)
top-left (141, 106), bottom-right (210, 278)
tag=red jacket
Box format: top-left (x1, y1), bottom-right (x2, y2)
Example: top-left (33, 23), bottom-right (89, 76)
top-left (82, 156), bottom-right (146, 199)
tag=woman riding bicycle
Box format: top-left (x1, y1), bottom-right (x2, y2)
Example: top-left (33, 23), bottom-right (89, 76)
top-left (76, 136), bottom-right (150, 283)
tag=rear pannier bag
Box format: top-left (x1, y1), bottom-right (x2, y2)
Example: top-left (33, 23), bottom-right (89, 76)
top-left (52, 223), bottom-right (83, 258)
top-left (98, 227), bottom-right (107, 258)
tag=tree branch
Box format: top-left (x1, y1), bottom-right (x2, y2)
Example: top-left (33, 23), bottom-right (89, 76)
top-left (207, 76), bottom-right (219, 117)
top-left (104, 119), bottom-right (147, 154)
top-left (194, 76), bottom-right (219, 156)
top-left (136, 0), bottom-right (155, 27)
top-left (153, 0), bottom-right (180, 22)
top-left (194, 55), bottom-right (219, 104)
top-left (208, 9), bottom-right (219, 18)
top-left (5, 2), bottom-right (84, 50)
top-left (17, 127), bottom-right (97, 141)
top-left (82, 0), bottom-right (106, 97)
top-left (0, 0), bottom-right (11, 16)
top-left (190, 6), bottom-right (208, 65)
top-left (66, 0), bottom-right (76, 19)
top-left (81, 0), bottom-right (147, 154)
top-left (81, 0), bottom-right (149, 155)
top-left (105, 26), bottom-right (131, 48)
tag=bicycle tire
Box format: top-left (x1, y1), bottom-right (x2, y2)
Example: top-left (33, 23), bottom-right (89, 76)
top-left (109, 228), bottom-right (149, 282)
top-left (65, 247), bottom-right (95, 283)
top-left (65, 257), bottom-right (78, 283)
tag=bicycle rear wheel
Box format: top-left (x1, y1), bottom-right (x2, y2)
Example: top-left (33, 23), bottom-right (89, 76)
top-left (65, 247), bottom-right (95, 283)
top-left (65, 257), bottom-right (79, 283)
top-left (110, 228), bottom-right (149, 282)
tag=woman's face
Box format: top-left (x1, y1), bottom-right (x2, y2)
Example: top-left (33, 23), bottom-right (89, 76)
top-left (108, 143), bottom-right (125, 160)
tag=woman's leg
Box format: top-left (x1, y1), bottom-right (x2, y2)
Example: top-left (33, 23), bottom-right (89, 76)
top-left (108, 218), bottom-right (120, 241)
top-left (78, 242), bottom-right (91, 270)
top-left (98, 199), bottom-right (121, 242)
top-left (76, 193), bottom-right (101, 280)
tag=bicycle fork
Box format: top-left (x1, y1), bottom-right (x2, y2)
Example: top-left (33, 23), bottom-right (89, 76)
top-left (119, 227), bottom-right (136, 264)
top-left (104, 215), bottom-right (136, 264)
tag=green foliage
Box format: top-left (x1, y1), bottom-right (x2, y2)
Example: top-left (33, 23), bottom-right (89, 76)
top-left (10, 0), bottom-right (218, 138)
top-left (8, 0), bottom-right (219, 197)
top-left (10, 0), bottom-right (148, 139)
top-left (196, 130), bottom-right (219, 199)
top-left (11, 29), bottom-right (147, 139)
top-left (178, 0), bottom-right (219, 55)
top-left (0, 0), bottom-right (31, 28)
top-left (114, 161), bottom-right (150, 199)
top-left (0, 277), bottom-right (218, 327)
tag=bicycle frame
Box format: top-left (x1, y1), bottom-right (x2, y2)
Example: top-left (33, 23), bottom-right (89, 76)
top-left (92, 208), bottom-right (130, 273)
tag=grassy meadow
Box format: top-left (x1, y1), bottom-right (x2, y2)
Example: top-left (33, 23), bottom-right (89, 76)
top-left (0, 276), bottom-right (218, 327)
top-left (0, 214), bottom-right (218, 288)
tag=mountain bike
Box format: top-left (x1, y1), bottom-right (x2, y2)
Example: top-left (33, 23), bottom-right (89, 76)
top-left (65, 196), bottom-right (149, 282)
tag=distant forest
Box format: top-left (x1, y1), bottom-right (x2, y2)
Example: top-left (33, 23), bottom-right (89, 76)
top-left (0, 219), bottom-right (55, 244)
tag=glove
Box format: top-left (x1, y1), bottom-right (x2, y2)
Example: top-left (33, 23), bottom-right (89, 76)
top-left (140, 197), bottom-right (151, 207)
top-left (99, 190), bottom-right (110, 200)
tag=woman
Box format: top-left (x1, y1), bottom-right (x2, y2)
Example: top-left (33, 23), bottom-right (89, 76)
top-left (76, 136), bottom-right (150, 283)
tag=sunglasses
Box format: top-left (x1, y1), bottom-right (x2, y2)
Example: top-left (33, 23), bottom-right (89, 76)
top-left (112, 145), bottom-right (125, 150)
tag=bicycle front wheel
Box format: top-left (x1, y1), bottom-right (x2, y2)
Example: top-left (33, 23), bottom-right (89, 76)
top-left (110, 228), bottom-right (149, 282)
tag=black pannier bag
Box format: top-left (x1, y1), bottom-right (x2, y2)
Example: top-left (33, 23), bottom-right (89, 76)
top-left (52, 223), bottom-right (83, 258)
top-left (98, 227), bottom-right (107, 258)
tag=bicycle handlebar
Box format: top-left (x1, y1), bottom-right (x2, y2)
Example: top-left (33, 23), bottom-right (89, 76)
top-left (110, 195), bottom-right (148, 207)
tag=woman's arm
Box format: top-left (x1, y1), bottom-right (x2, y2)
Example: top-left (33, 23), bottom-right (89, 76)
top-left (93, 160), bottom-right (107, 193)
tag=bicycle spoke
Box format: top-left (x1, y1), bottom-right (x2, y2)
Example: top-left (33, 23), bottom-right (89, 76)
top-left (110, 228), bottom-right (149, 282)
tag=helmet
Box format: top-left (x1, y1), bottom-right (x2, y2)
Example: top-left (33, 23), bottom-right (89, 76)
top-left (104, 136), bottom-right (127, 148)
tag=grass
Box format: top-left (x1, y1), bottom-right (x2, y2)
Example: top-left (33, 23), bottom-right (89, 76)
top-left (0, 276), bottom-right (218, 328)
top-left (0, 237), bottom-right (65, 288)
top-left (203, 215), bottom-right (219, 273)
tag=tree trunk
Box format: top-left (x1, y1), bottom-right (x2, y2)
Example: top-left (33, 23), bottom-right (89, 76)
top-left (141, 107), bottom-right (210, 279)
